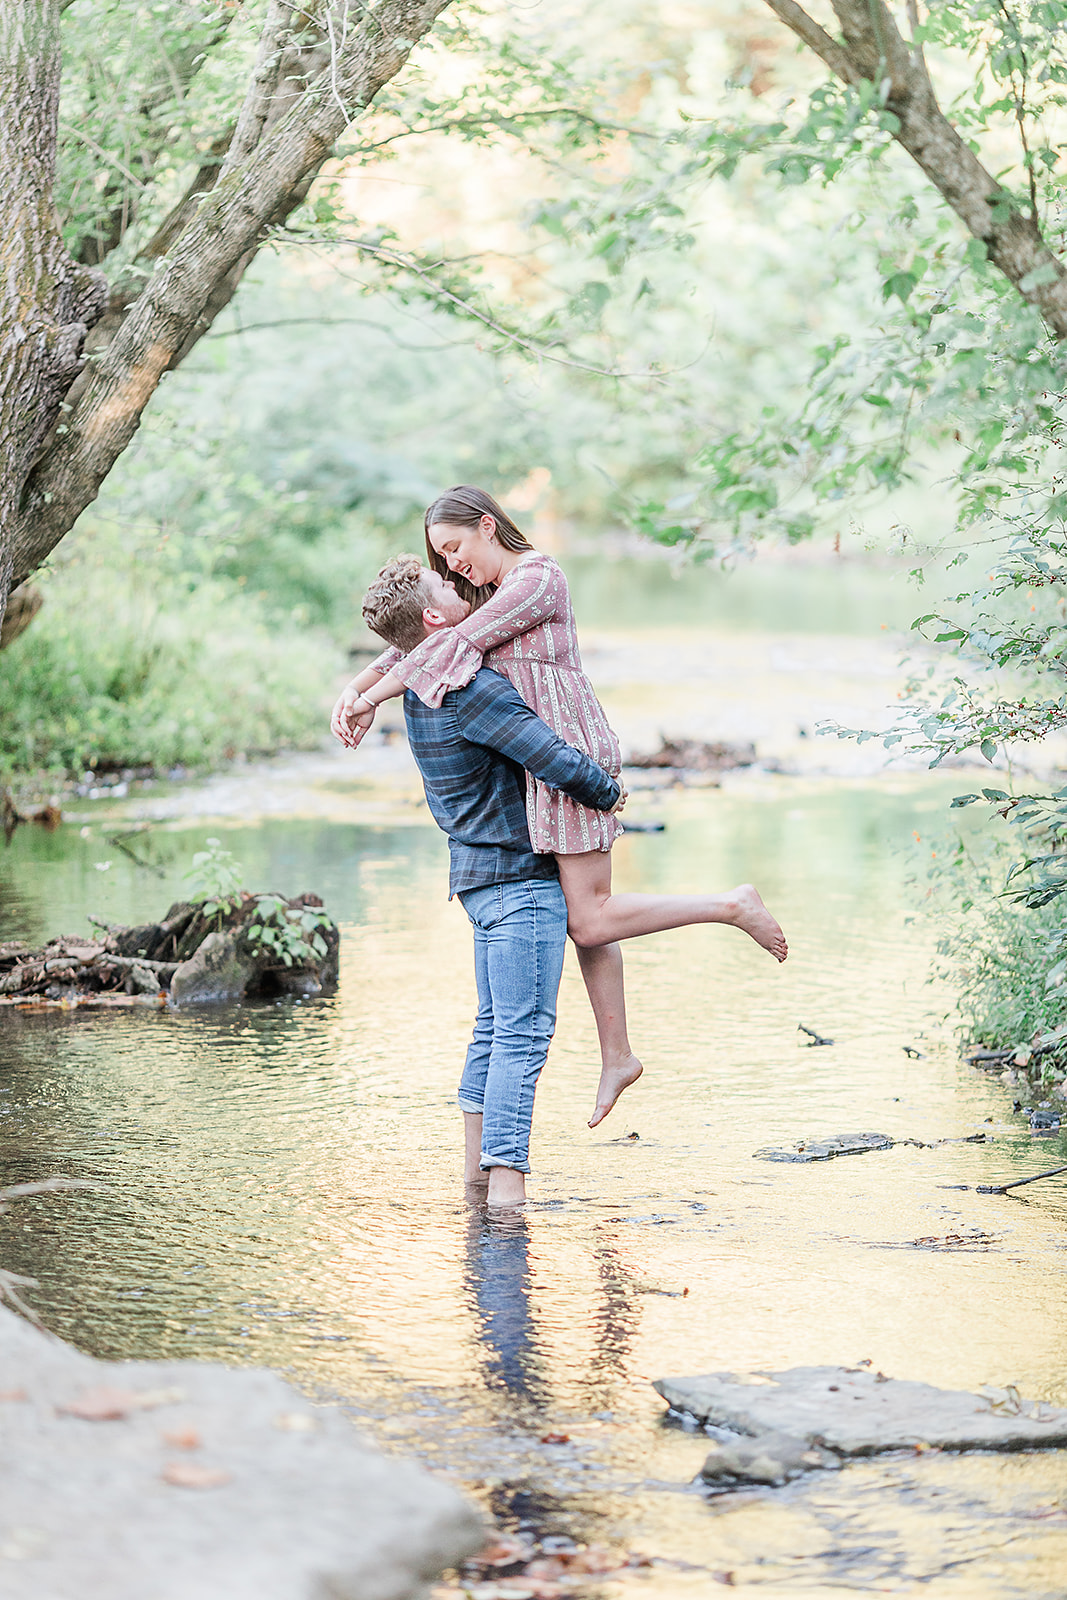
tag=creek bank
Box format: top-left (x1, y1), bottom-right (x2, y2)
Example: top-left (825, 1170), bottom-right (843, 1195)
top-left (0, 1305), bottom-right (482, 1600)
top-left (655, 1366), bottom-right (1067, 1490)
top-left (0, 894), bottom-right (339, 1010)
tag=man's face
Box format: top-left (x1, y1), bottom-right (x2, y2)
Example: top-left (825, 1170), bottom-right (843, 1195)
top-left (423, 568), bottom-right (471, 627)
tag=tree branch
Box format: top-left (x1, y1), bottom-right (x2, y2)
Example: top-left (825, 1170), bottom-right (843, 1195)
top-left (346, 104), bottom-right (660, 155)
top-left (12, 0), bottom-right (455, 591)
top-left (759, 0), bottom-right (1067, 339)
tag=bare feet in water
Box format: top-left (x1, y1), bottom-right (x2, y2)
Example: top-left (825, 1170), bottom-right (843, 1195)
top-left (589, 1051), bottom-right (644, 1129)
top-left (727, 884), bottom-right (788, 962)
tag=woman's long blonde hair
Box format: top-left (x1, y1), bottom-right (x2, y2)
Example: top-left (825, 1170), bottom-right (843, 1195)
top-left (424, 485), bottom-right (533, 611)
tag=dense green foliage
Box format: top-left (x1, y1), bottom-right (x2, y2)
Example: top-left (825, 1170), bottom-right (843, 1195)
top-left (0, 522), bottom-right (336, 777)
top-left (932, 835), bottom-right (1067, 1063)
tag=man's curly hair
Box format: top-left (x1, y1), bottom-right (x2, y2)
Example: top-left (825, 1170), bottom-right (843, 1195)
top-left (361, 555), bottom-right (436, 653)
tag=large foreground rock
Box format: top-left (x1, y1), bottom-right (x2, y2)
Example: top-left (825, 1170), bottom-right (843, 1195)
top-left (655, 1365), bottom-right (1067, 1489)
top-left (0, 1307), bottom-right (482, 1599)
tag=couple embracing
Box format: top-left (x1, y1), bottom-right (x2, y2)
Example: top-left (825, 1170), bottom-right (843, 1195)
top-left (332, 486), bottom-right (787, 1210)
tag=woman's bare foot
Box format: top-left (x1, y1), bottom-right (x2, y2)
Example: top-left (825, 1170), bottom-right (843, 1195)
top-left (726, 884), bottom-right (788, 962)
top-left (589, 1051), bottom-right (644, 1128)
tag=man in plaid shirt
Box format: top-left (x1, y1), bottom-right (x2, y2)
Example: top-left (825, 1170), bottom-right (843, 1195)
top-left (343, 556), bottom-right (623, 1210)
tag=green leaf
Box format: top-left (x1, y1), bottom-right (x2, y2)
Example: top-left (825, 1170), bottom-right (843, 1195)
top-left (980, 738), bottom-right (998, 763)
top-left (950, 794), bottom-right (980, 807)
top-left (882, 270), bottom-right (917, 303)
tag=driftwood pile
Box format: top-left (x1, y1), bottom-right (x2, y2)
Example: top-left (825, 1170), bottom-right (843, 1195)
top-left (0, 894), bottom-right (339, 1011)
top-left (966, 1023), bottom-right (1067, 1076)
top-left (627, 736), bottom-right (756, 772)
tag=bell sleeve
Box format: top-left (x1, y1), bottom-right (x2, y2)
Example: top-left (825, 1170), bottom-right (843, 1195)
top-left (392, 558), bottom-right (561, 708)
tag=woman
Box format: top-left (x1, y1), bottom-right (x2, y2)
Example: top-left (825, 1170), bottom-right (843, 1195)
top-left (333, 487), bottom-right (787, 1128)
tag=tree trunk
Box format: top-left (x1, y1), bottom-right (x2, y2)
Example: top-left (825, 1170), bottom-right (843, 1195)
top-left (0, 0), bottom-right (453, 626)
top-left (0, 1), bottom-right (106, 632)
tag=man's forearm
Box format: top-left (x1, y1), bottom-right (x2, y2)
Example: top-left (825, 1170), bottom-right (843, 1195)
top-left (457, 681), bottom-right (620, 811)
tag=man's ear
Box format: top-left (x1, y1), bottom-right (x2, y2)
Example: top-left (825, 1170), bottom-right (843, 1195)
top-left (422, 605), bottom-right (449, 631)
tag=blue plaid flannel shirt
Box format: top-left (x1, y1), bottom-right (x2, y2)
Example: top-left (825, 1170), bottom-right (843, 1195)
top-left (403, 666), bottom-right (621, 896)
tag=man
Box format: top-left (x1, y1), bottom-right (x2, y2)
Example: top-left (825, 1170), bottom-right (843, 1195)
top-left (332, 556), bottom-right (623, 1210)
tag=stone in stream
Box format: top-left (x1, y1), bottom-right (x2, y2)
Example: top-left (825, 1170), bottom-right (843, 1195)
top-left (168, 929), bottom-right (256, 1006)
top-left (653, 1366), bottom-right (1067, 1489)
top-left (754, 1132), bottom-right (893, 1162)
top-left (0, 1305), bottom-right (483, 1599)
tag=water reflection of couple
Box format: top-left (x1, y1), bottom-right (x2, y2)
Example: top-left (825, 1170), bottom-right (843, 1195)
top-left (331, 486), bottom-right (787, 1207)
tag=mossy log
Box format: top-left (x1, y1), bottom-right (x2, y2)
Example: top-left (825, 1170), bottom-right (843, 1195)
top-left (0, 894), bottom-right (339, 1010)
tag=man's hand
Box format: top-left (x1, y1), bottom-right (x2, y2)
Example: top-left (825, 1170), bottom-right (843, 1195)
top-left (609, 783), bottom-right (628, 816)
top-left (331, 682), bottom-right (377, 749)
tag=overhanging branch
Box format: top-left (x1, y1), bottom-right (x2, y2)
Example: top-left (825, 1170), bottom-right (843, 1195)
top-left (759, 0), bottom-right (1067, 339)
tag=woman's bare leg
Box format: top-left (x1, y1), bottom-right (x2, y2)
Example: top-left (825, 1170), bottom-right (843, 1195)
top-left (557, 852), bottom-right (788, 960)
top-left (574, 941), bottom-right (644, 1129)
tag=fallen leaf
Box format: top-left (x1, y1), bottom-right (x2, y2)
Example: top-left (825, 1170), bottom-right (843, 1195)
top-left (539, 1432), bottom-right (569, 1445)
top-left (58, 1385), bottom-right (183, 1420)
top-left (476, 1537), bottom-right (532, 1567)
top-left (58, 1387), bottom-right (145, 1421)
top-left (562, 1548), bottom-right (620, 1575)
top-left (161, 1462), bottom-right (232, 1488)
top-left (275, 1411), bottom-right (317, 1432)
top-left (162, 1427), bottom-right (201, 1450)
top-left (523, 1559), bottom-right (565, 1580)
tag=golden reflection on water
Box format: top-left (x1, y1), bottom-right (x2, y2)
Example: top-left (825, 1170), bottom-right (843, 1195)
top-left (3, 775), bottom-right (1067, 1596)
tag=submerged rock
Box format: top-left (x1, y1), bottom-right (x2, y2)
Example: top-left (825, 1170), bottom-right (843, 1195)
top-left (700, 1430), bottom-right (840, 1487)
top-left (0, 1306), bottom-right (482, 1599)
top-left (655, 1365), bottom-right (1067, 1489)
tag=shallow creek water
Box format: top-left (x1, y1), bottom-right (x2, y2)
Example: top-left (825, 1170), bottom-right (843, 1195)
top-left (4, 746), bottom-right (1067, 1594)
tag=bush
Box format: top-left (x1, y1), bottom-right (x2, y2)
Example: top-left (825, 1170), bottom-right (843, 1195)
top-left (0, 526), bottom-right (342, 777)
top-left (933, 837), bottom-right (1067, 1067)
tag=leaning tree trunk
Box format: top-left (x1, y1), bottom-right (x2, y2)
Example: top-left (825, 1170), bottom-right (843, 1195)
top-left (0, 0), bottom-right (453, 631)
top-left (0, 1), bottom-right (105, 633)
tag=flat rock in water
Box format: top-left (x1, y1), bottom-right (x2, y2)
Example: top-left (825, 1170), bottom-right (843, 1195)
top-left (0, 1306), bottom-right (482, 1599)
top-left (754, 1131), bottom-right (893, 1162)
top-left (655, 1366), bottom-right (1067, 1470)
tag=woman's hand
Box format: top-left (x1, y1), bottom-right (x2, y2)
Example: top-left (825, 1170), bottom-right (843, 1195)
top-left (331, 683), bottom-right (376, 748)
top-left (344, 702), bottom-right (376, 749)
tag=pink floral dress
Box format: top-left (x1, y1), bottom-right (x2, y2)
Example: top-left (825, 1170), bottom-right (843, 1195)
top-left (372, 554), bottom-right (622, 854)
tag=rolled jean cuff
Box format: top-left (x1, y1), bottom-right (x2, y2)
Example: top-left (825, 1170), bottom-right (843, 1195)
top-left (457, 1095), bottom-right (484, 1114)
top-left (479, 1157), bottom-right (530, 1174)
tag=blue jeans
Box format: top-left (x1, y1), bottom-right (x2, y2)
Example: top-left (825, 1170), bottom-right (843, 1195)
top-left (457, 878), bottom-right (568, 1172)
